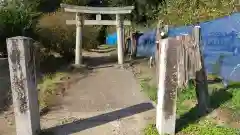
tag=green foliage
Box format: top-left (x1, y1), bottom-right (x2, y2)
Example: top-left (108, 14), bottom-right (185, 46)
top-left (83, 26), bottom-right (103, 49)
top-left (36, 12), bottom-right (76, 59)
top-left (38, 72), bottom-right (68, 108)
top-left (158, 0), bottom-right (235, 26)
top-left (178, 83), bottom-right (196, 101)
top-left (222, 82), bottom-right (240, 112)
top-left (0, 0), bottom-right (41, 54)
top-left (1, 0), bottom-right (41, 11)
top-left (180, 119), bottom-right (240, 135)
top-left (176, 84), bottom-right (196, 116)
top-left (61, 0), bottom-right (90, 5)
top-left (107, 0), bottom-right (162, 25)
top-left (140, 77), bottom-right (158, 103)
top-left (144, 124), bottom-right (158, 135)
top-left (36, 11), bottom-right (103, 59)
top-left (38, 0), bottom-right (61, 12)
top-left (144, 120), bottom-right (239, 135)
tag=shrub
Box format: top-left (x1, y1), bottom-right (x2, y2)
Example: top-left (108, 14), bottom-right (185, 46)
top-left (61, 0), bottom-right (89, 5)
top-left (36, 11), bottom-right (104, 59)
top-left (158, 0), bottom-right (235, 26)
top-left (0, 2), bottom-right (40, 55)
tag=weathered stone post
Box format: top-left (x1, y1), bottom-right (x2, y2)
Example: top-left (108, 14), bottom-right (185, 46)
top-left (156, 38), bottom-right (179, 135)
top-left (116, 14), bottom-right (124, 65)
top-left (6, 37), bottom-right (40, 135)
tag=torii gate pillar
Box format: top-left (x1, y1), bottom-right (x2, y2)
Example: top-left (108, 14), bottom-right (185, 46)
top-left (116, 14), bottom-right (124, 65)
top-left (75, 13), bottom-right (83, 65)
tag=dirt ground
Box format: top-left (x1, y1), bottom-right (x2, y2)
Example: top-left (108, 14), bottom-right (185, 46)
top-left (0, 51), bottom-right (156, 135)
top-left (0, 58), bottom-right (16, 135)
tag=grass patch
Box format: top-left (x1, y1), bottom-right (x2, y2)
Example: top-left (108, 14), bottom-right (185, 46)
top-left (207, 74), bottom-right (222, 81)
top-left (98, 44), bottom-right (116, 49)
top-left (221, 82), bottom-right (240, 118)
top-left (88, 44), bottom-right (117, 53)
top-left (176, 83), bottom-right (196, 116)
top-left (140, 77), bottom-right (157, 103)
top-left (145, 120), bottom-right (240, 135)
top-left (38, 72), bottom-right (68, 109)
top-left (144, 124), bottom-right (159, 135)
top-left (180, 119), bottom-right (240, 135)
top-left (144, 77), bottom-right (240, 135)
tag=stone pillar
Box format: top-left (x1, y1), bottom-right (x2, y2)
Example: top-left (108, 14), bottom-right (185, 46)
top-left (75, 13), bottom-right (83, 66)
top-left (116, 14), bottom-right (124, 65)
top-left (156, 38), bottom-right (179, 135)
top-left (6, 36), bottom-right (40, 135)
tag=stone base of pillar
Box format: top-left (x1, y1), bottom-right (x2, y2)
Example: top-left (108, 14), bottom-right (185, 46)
top-left (114, 64), bottom-right (124, 69)
top-left (70, 64), bottom-right (87, 70)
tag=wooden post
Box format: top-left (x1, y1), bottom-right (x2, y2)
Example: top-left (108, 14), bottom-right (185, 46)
top-left (6, 37), bottom-right (40, 135)
top-left (96, 14), bottom-right (101, 21)
top-left (163, 25), bottom-right (169, 37)
top-left (130, 32), bottom-right (134, 59)
top-left (75, 13), bottom-right (83, 66)
top-left (184, 36), bottom-right (189, 85)
top-left (176, 36), bottom-right (184, 88)
top-left (116, 14), bottom-right (124, 65)
top-left (155, 21), bottom-right (162, 84)
top-left (130, 31), bottom-right (137, 59)
top-left (193, 26), bottom-right (210, 114)
top-left (156, 38), bottom-right (179, 135)
top-left (178, 35), bottom-right (190, 88)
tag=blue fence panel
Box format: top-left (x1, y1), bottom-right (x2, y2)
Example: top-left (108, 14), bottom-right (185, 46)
top-left (167, 14), bottom-right (240, 82)
top-left (136, 30), bottom-right (156, 57)
top-left (200, 13), bottom-right (240, 82)
top-left (105, 13), bottom-right (240, 82)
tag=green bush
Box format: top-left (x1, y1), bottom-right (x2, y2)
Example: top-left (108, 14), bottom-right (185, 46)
top-left (36, 11), bottom-right (104, 59)
top-left (158, 0), bottom-right (235, 26)
top-left (36, 12), bottom-right (75, 60)
top-left (61, 0), bottom-right (90, 5)
top-left (83, 25), bottom-right (103, 49)
top-left (0, 3), bottom-right (40, 55)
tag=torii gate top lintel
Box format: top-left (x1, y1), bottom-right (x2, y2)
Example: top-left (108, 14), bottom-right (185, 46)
top-left (60, 4), bottom-right (134, 14)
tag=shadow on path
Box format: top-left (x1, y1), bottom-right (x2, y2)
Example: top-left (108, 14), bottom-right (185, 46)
top-left (83, 56), bottom-right (117, 68)
top-left (41, 102), bottom-right (154, 135)
top-left (176, 88), bottom-right (233, 133)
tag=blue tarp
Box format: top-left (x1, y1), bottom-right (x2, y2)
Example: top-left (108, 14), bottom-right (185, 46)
top-left (106, 13), bottom-right (240, 81)
top-left (136, 30), bottom-right (156, 57)
top-left (106, 33), bottom-right (117, 46)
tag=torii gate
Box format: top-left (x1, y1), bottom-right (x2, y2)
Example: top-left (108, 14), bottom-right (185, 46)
top-left (60, 4), bottom-right (134, 66)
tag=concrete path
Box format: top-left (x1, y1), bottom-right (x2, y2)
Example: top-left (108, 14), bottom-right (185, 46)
top-left (41, 52), bottom-right (156, 135)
